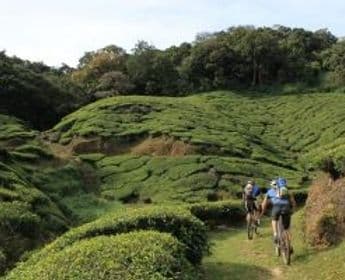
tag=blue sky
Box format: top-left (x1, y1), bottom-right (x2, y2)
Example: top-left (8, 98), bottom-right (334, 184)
top-left (0, 0), bottom-right (344, 66)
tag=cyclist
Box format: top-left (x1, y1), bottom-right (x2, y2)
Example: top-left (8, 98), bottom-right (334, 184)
top-left (243, 180), bottom-right (261, 225)
top-left (261, 178), bottom-right (296, 249)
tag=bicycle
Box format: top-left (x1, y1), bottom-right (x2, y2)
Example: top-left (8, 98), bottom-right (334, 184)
top-left (275, 214), bottom-right (291, 265)
top-left (245, 202), bottom-right (259, 240)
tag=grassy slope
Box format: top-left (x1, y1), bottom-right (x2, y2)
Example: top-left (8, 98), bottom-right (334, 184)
top-left (203, 210), bottom-right (345, 280)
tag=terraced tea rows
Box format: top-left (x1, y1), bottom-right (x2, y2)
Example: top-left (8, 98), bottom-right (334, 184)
top-left (80, 154), bottom-right (303, 203)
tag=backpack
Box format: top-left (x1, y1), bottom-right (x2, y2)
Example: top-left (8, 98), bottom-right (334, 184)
top-left (252, 185), bottom-right (260, 197)
top-left (278, 186), bottom-right (289, 200)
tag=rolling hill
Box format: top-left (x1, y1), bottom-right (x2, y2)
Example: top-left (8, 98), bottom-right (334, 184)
top-left (2, 90), bottom-right (345, 277)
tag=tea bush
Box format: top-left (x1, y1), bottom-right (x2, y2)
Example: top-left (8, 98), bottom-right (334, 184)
top-left (188, 200), bottom-right (245, 227)
top-left (6, 231), bottom-right (196, 280)
top-left (17, 206), bottom-right (208, 268)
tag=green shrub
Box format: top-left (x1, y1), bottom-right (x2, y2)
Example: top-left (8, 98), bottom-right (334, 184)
top-left (0, 201), bottom-right (42, 274)
top-left (14, 144), bottom-right (53, 159)
top-left (0, 162), bottom-right (71, 272)
top-left (6, 231), bottom-right (196, 280)
top-left (31, 164), bottom-right (85, 197)
top-left (18, 206), bottom-right (208, 267)
top-left (188, 200), bottom-right (245, 227)
top-left (0, 201), bottom-right (40, 237)
top-left (9, 151), bottom-right (40, 162)
top-left (78, 153), bottom-right (106, 164)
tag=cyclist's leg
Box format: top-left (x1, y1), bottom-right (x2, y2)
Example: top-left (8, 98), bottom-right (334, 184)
top-left (253, 201), bottom-right (261, 226)
top-left (271, 205), bottom-right (280, 242)
top-left (281, 207), bottom-right (294, 253)
top-left (250, 202), bottom-right (256, 222)
top-left (255, 200), bottom-right (262, 225)
top-left (244, 200), bottom-right (249, 220)
top-left (282, 210), bottom-right (292, 242)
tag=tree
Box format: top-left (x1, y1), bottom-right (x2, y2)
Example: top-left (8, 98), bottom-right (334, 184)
top-left (95, 71), bottom-right (133, 95)
top-left (71, 45), bottom-right (128, 92)
top-left (0, 52), bottom-right (83, 129)
top-left (127, 41), bottom-right (180, 95)
top-left (321, 41), bottom-right (345, 85)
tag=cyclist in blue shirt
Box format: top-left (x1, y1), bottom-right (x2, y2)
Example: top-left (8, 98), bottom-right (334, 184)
top-left (261, 178), bottom-right (296, 245)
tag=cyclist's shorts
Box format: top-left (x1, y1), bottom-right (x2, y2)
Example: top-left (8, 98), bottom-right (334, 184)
top-left (271, 204), bottom-right (291, 229)
top-left (245, 200), bottom-right (257, 213)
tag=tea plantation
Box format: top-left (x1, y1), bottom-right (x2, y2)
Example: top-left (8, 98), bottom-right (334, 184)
top-left (2, 91), bottom-right (345, 278)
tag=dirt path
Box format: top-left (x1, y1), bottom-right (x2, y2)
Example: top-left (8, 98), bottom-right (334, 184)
top-left (202, 212), bottom-right (308, 280)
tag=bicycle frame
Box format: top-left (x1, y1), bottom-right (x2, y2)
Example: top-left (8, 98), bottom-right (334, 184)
top-left (246, 209), bottom-right (258, 240)
top-left (276, 215), bottom-right (291, 265)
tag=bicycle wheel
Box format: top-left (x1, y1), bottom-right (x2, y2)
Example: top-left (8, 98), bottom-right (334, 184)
top-left (281, 231), bottom-right (291, 265)
top-left (275, 217), bottom-right (283, 257)
top-left (247, 213), bottom-right (254, 240)
top-left (277, 215), bottom-right (291, 265)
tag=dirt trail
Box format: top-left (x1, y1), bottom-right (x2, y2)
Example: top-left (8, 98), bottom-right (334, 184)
top-left (202, 216), bottom-right (304, 280)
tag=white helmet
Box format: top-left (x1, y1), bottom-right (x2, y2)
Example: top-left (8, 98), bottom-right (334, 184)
top-left (270, 179), bottom-right (278, 188)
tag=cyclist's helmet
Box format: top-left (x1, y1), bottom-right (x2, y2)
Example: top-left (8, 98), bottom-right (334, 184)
top-left (270, 179), bottom-right (278, 188)
top-left (277, 177), bottom-right (287, 188)
top-left (247, 180), bottom-right (255, 185)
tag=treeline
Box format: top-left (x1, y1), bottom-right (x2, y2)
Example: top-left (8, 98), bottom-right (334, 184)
top-left (71, 25), bottom-right (345, 96)
top-left (1, 25), bottom-right (345, 129)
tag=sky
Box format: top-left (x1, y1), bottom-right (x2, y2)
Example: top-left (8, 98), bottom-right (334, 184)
top-left (1, 0), bottom-right (344, 67)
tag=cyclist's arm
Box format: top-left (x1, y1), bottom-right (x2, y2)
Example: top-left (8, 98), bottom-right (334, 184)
top-left (260, 195), bottom-right (268, 216)
top-left (256, 192), bottom-right (263, 211)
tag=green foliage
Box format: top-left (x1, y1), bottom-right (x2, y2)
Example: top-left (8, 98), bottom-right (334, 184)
top-left (31, 164), bottom-right (85, 197)
top-left (321, 41), bottom-right (345, 86)
top-left (5, 231), bottom-right (196, 280)
top-left (0, 161), bottom-right (70, 273)
top-left (0, 201), bottom-right (40, 236)
top-left (0, 52), bottom-right (85, 130)
top-left (18, 206), bottom-right (208, 268)
top-left (188, 200), bottom-right (245, 227)
top-left (66, 26), bottom-right (339, 97)
top-left (51, 92), bottom-right (331, 203)
top-left (60, 194), bottom-right (123, 223)
top-left (93, 154), bottom-right (302, 203)
top-left (0, 250), bottom-right (6, 274)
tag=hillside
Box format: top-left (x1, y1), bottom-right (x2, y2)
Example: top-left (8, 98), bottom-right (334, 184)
top-left (46, 91), bottom-right (345, 202)
top-left (2, 90), bottom-right (345, 277)
top-left (0, 115), bottom-right (121, 272)
top-left (50, 91), bottom-right (345, 166)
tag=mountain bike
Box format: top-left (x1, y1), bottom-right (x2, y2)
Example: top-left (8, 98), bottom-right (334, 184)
top-left (275, 214), bottom-right (291, 265)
